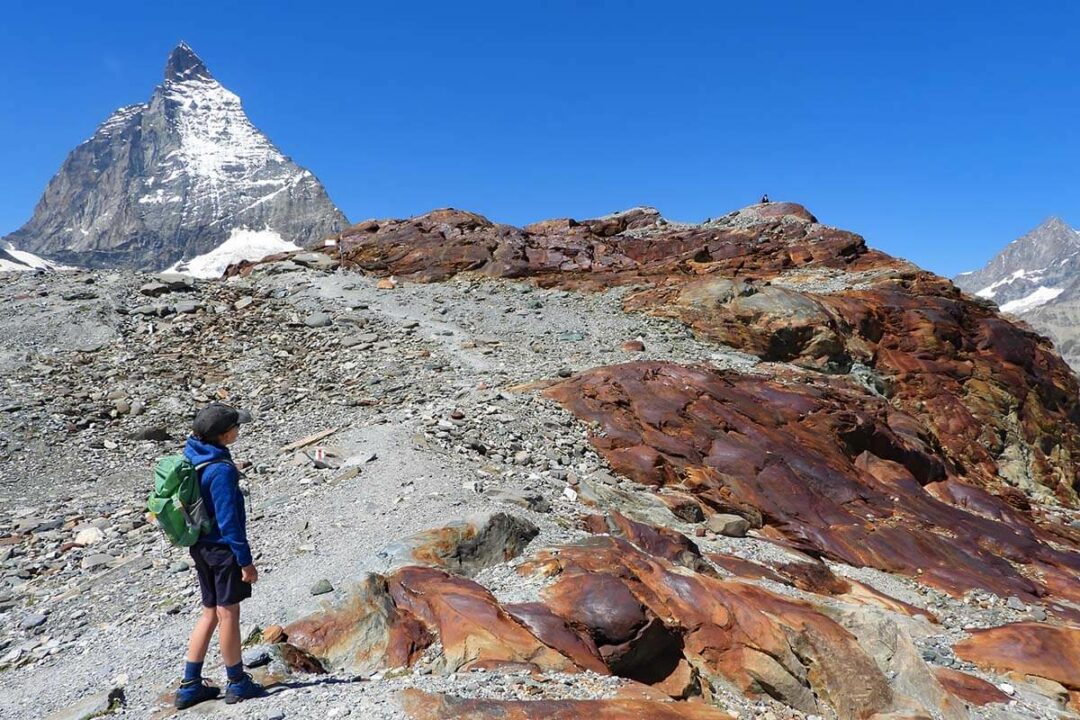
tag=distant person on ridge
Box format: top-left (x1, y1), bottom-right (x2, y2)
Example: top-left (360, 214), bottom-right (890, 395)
top-left (760, 194), bottom-right (770, 204)
top-left (175, 403), bottom-right (265, 709)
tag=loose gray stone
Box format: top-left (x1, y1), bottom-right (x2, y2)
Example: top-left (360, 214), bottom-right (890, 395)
top-left (707, 513), bottom-right (750, 537)
top-left (81, 553), bottom-right (114, 570)
top-left (243, 645), bottom-right (273, 668)
top-left (292, 252), bottom-right (337, 271)
top-left (174, 300), bottom-right (200, 314)
top-left (20, 613), bottom-right (47, 630)
top-left (304, 312), bottom-right (333, 328)
top-left (311, 578), bottom-right (334, 595)
top-left (131, 426), bottom-right (170, 442)
top-left (33, 518), bottom-right (64, 533)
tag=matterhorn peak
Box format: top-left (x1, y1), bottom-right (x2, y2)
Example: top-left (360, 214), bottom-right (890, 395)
top-left (164, 41), bottom-right (211, 83)
top-left (2, 43), bottom-right (347, 271)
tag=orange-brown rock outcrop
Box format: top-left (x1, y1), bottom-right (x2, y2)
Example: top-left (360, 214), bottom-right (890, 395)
top-left (544, 362), bottom-right (1080, 609)
top-left (953, 622), bottom-right (1080, 690)
top-left (316, 203), bottom-right (1080, 506)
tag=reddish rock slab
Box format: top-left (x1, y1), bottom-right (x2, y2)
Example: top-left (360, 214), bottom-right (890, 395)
top-left (543, 569), bottom-right (649, 649)
top-left (708, 553), bottom-right (786, 583)
top-left (932, 667), bottom-right (1011, 707)
top-left (953, 622), bottom-right (1080, 690)
top-left (544, 362), bottom-right (1080, 603)
top-left (283, 573), bottom-right (432, 674)
top-left (269, 642), bottom-right (326, 674)
top-left (326, 203), bottom-right (879, 293)
top-left (504, 603), bottom-right (609, 675)
top-left (287, 566), bottom-right (596, 677)
top-left (389, 566), bottom-right (584, 674)
top-left (774, 560), bottom-right (852, 596)
top-left (582, 511), bottom-right (706, 570)
top-left (706, 552), bottom-right (935, 622)
top-left (526, 535), bottom-right (900, 719)
top-left (242, 200), bottom-right (1080, 509)
top-left (399, 689), bottom-right (736, 720)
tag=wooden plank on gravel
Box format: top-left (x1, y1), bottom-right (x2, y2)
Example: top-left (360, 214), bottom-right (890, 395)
top-left (278, 428), bottom-right (338, 454)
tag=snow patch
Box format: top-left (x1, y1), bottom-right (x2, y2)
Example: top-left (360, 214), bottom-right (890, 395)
top-left (165, 228), bottom-right (301, 279)
top-left (0, 244), bottom-right (60, 272)
top-left (163, 74), bottom-right (285, 184)
top-left (976, 268), bottom-right (1046, 299)
top-left (999, 286), bottom-right (1064, 314)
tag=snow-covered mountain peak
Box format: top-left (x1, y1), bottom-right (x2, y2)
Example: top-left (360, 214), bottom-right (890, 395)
top-left (955, 216), bottom-right (1080, 317)
top-left (3, 43), bottom-right (347, 270)
top-left (157, 50), bottom-right (283, 185)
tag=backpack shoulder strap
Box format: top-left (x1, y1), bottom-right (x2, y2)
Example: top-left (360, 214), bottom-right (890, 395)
top-left (194, 459), bottom-right (236, 476)
top-left (195, 462), bottom-right (235, 472)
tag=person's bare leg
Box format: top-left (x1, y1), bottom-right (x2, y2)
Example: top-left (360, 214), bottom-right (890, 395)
top-left (186, 606), bottom-right (218, 664)
top-left (216, 604), bottom-right (242, 668)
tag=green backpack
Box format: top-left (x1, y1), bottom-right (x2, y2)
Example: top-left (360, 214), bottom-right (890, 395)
top-left (147, 455), bottom-right (212, 546)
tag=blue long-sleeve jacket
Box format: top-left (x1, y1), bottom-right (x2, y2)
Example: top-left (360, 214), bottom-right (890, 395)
top-left (183, 435), bottom-right (253, 567)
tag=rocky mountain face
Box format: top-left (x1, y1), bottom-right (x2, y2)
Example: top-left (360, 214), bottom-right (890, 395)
top-left (2, 203), bottom-right (1079, 719)
top-left (955, 218), bottom-right (1080, 310)
top-left (954, 217), bottom-right (1080, 367)
top-left (1, 43), bottom-right (347, 271)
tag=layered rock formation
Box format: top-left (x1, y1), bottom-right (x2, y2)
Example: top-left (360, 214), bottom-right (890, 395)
top-left (246, 202), bottom-right (1080, 719)
top-left (544, 363), bottom-right (1080, 611)
top-left (2, 43), bottom-right (346, 270)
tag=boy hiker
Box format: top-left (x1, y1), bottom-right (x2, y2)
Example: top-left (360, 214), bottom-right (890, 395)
top-left (174, 403), bottom-right (265, 709)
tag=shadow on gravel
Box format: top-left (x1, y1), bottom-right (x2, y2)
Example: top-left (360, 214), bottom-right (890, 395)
top-left (153, 676), bottom-right (358, 717)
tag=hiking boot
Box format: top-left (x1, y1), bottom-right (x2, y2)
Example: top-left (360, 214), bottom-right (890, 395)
top-left (175, 678), bottom-right (220, 709)
top-left (224, 672), bottom-right (265, 704)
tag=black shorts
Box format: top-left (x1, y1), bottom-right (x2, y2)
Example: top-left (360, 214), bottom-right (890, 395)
top-left (189, 543), bottom-right (252, 607)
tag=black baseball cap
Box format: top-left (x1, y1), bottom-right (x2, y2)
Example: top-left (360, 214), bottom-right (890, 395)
top-left (192, 403), bottom-right (252, 439)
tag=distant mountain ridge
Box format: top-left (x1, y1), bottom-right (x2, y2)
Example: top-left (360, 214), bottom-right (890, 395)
top-left (1, 43), bottom-right (347, 271)
top-left (954, 217), bottom-right (1080, 313)
top-left (955, 216), bottom-right (1080, 367)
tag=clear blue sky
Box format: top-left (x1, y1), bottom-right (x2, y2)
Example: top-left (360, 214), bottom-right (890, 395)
top-left (2, 1), bottom-right (1078, 277)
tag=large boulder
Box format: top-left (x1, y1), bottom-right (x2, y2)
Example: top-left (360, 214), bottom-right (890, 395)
top-left (283, 573), bottom-right (431, 675)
